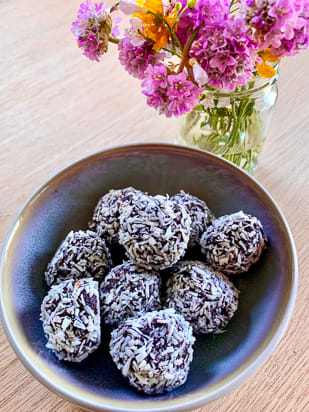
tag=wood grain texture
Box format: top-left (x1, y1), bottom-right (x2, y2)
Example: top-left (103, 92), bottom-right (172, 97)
top-left (1, 0), bottom-right (308, 411)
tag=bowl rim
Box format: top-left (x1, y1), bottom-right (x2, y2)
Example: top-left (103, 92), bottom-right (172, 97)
top-left (0, 142), bottom-right (298, 412)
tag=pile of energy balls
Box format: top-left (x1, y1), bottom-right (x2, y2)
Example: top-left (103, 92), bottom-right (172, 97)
top-left (40, 187), bottom-right (267, 394)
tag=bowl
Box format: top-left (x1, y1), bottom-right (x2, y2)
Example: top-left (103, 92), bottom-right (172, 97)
top-left (0, 143), bottom-right (297, 412)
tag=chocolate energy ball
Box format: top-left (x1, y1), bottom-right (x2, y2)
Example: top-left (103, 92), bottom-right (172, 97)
top-left (165, 261), bottom-right (239, 334)
top-left (100, 261), bottom-right (161, 326)
top-left (171, 190), bottom-right (214, 247)
top-left (109, 309), bottom-right (195, 394)
top-left (118, 195), bottom-right (191, 271)
top-left (200, 211), bottom-right (267, 275)
top-left (40, 278), bottom-right (101, 362)
top-left (89, 187), bottom-right (145, 244)
top-left (45, 230), bottom-right (112, 287)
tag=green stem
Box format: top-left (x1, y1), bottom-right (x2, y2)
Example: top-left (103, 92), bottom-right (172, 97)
top-left (177, 24), bottom-right (203, 73)
top-left (162, 47), bottom-right (182, 58)
top-left (229, 98), bottom-right (250, 147)
top-left (108, 35), bottom-right (120, 44)
top-left (247, 149), bottom-right (253, 174)
top-left (163, 17), bottom-right (182, 50)
top-left (109, 2), bottom-right (119, 13)
top-left (172, 5), bottom-right (188, 29)
top-left (192, 93), bottom-right (262, 174)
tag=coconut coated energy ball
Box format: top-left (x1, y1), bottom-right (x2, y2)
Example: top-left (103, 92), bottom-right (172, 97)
top-left (165, 261), bottom-right (239, 334)
top-left (118, 195), bottom-right (191, 271)
top-left (200, 211), bottom-right (267, 275)
top-left (109, 309), bottom-right (195, 394)
top-left (89, 187), bottom-right (145, 244)
top-left (171, 190), bottom-right (214, 247)
top-left (45, 230), bottom-right (112, 287)
top-left (100, 261), bottom-right (161, 326)
top-left (40, 278), bottom-right (101, 362)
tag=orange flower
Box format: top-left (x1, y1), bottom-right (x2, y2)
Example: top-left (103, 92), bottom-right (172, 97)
top-left (256, 61), bottom-right (277, 78)
top-left (133, 0), bottom-right (177, 51)
top-left (262, 49), bottom-right (280, 63)
top-left (256, 49), bottom-right (280, 78)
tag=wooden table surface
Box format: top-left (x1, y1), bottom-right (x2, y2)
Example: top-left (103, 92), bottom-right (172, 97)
top-left (1, 0), bottom-right (309, 411)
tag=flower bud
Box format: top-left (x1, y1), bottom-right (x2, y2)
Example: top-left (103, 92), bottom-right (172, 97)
top-left (187, 0), bottom-right (197, 8)
top-left (175, 2), bottom-right (182, 11)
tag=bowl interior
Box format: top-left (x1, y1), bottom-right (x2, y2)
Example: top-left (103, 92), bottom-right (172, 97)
top-left (0, 144), bottom-right (296, 411)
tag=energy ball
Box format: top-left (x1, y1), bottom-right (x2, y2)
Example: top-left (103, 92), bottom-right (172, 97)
top-left (165, 261), bottom-right (239, 334)
top-left (100, 261), bottom-right (161, 326)
top-left (200, 211), bottom-right (267, 275)
top-left (171, 190), bottom-right (214, 247)
top-left (119, 195), bottom-right (191, 271)
top-left (89, 187), bottom-right (145, 244)
top-left (45, 230), bottom-right (112, 287)
top-left (40, 278), bottom-right (101, 362)
top-left (109, 309), bottom-right (195, 394)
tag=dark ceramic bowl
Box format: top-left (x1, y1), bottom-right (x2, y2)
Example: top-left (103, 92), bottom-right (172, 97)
top-left (0, 143), bottom-right (297, 412)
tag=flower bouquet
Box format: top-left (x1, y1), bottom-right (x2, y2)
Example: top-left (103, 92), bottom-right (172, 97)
top-left (71, 0), bottom-right (309, 173)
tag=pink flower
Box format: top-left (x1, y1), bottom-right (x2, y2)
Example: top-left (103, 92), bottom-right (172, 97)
top-left (167, 72), bottom-right (196, 98)
top-left (190, 17), bottom-right (257, 91)
top-left (142, 65), bottom-right (203, 117)
top-left (147, 64), bottom-right (168, 88)
top-left (71, 0), bottom-right (120, 61)
top-left (118, 37), bottom-right (165, 80)
top-left (210, 52), bottom-right (236, 73)
top-left (271, 1), bottom-right (309, 56)
top-left (146, 93), bottom-right (164, 110)
top-left (167, 86), bottom-right (202, 116)
top-left (242, 0), bottom-right (309, 56)
top-left (241, 0), bottom-right (298, 49)
top-left (176, 0), bottom-right (230, 46)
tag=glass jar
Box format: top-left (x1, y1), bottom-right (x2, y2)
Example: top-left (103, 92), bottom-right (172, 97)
top-left (176, 69), bottom-right (279, 174)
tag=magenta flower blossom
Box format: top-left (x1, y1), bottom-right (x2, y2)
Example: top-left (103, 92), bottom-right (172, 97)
top-left (71, 0), bottom-right (120, 62)
top-left (210, 52), bottom-right (236, 73)
top-left (241, 0), bottom-right (298, 49)
top-left (270, 1), bottom-right (309, 56)
top-left (241, 0), bottom-right (309, 56)
top-left (190, 17), bottom-right (257, 91)
top-left (142, 65), bottom-right (203, 117)
top-left (167, 72), bottom-right (197, 98)
top-left (118, 36), bottom-right (165, 80)
top-left (176, 0), bottom-right (230, 46)
top-left (145, 64), bottom-right (168, 88)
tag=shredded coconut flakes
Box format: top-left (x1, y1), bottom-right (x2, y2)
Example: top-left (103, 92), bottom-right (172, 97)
top-left (200, 211), bottom-right (267, 275)
top-left (109, 309), bottom-right (195, 394)
top-left (45, 230), bottom-right (112, 286)
top-left (171, 190), bottom-right (214, 247)
top-left (89, 187), bottom-right (145, 244)
top-left (165, 260), bottom-right (239, 334)
top-left (118, 195), bottom-right (191, 271)
top-left (100, 261), bottom-right (161, 326)
top-left (40, 278), bottom-right (101, 362)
